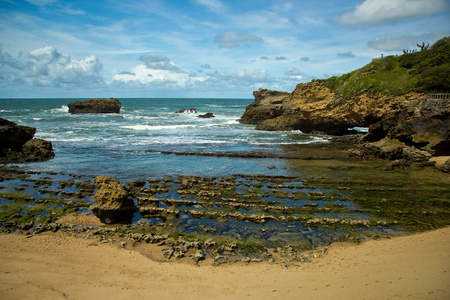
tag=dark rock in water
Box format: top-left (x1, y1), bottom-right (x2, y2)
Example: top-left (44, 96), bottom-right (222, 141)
top-left (90, 176), bottom-right (137, 224)
top-left (0, 118), bottom-right (55, 162)
top-left (198, 113), bottom-right (215, 118)
top-left (0, 118), bottom-right (36, 152)
top-left (68, 98), bottom-right (121, 114)
top-left (21, 138), bottom-right (55, 162)
top-left (175, 108), bottom-right (198, 114)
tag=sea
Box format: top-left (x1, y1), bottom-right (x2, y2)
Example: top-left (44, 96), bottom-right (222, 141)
top-left (0, 98), bottom-right (329, 180)
top-left (1, 98), bottom-right (410, 246)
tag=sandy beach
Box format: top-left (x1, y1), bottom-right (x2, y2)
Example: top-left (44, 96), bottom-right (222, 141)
top-left (1, 226), bottom-right (449, 300)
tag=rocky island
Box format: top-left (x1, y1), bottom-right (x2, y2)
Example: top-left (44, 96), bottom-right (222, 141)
top-left (68, 97), bottom-right (121, 114)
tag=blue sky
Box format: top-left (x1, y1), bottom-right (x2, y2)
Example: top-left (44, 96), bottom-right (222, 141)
top-left (0, 0), bottom-right (449, 98)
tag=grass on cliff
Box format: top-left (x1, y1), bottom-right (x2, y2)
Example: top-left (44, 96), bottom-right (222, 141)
top-left (323, 36), bottom-right (450, 99)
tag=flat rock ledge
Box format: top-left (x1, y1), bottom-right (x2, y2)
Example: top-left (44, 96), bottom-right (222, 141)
top-left (68, 98), bottom-right (121, 114)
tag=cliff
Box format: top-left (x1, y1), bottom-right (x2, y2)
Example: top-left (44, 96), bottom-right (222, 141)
top-left (240, 37), bottom-right (450, 156)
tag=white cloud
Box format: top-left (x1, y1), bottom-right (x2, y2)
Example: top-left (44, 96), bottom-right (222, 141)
top-left (192, 0), bottom-right (225, 14)
top-left (367, 31), bottom-right (450, 51)
top-left (214, 32), bottom-right (263, 48)
top-left (335, 0), bottom-right (448, 27)
top-left (139, 53), bottom-right (180, 72)
top-left (0, 45), bottom-right (103, 88)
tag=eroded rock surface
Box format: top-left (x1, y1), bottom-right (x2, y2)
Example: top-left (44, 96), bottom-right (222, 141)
top-left (68, 98), bottom-right (121, 114)
top-left (91, 176), bottom-right (137, 224)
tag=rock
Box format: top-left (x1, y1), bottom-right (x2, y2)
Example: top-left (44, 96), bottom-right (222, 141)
top-left (241, 81), bottom-right (450, 153)
top-left (21, 138), bottom-right (55, 161)
top-left (68, 98), bottom-right (121, 114)
top-left (0, 118), bottom-right (36, 152)
top-left (240, 89), bottom-right (289, 125)
top-left (90, 176), bottom-right (137, 224)
top-left (441, 158), bottom-right (450, 173)
top-left (193, 249), bottom-right (205, 266)
top-left (198, 113), bottom-right (215, 118)
top-left (175, 108), bottom-right (198, 113)
top-left (349, 139), bottom-right (432, 162)
top-left (0, 118), bottom-right (55, 162)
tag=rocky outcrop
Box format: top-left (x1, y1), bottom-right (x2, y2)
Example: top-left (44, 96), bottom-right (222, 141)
top-left (0, 118), bottom-right (55, 162)
top-left (68, 98), bottom-right (121, 114)
top-left (242, 81), bottom-right (399, 135)
top-left (90, 176), bottom-right (137, 224)
top-left (239, 89), bottom-right (290, 124)
top-left (241, 82), bottom-right (450, 156)
top-left (175, 108), bottom-right (198, 113)
top-left (198, 113), bottom-right (215, 118)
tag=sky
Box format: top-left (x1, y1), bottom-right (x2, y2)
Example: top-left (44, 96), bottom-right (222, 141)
top-left (0, 0), bottom-right (449, 98)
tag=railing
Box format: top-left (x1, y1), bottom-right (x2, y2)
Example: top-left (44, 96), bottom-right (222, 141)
top-left (424, 93), bottom-right (450, 109)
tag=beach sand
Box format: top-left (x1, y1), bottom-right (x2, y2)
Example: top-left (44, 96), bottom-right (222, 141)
top-left (0, 227), bottom-right (449, 300)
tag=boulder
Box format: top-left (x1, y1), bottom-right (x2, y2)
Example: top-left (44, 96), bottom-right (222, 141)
top-left (68, 98), bottom-right (121, 114)
top-left (21, 138), bottom-right (55, 162)
top-left (198, 113), bottom-right (215, 118)
top-left (90, 176), bottom-right (137, 224)
top-left (0, 118), bottom-right (55, 162)
top-left (0, 118), bottom-right (36, 152)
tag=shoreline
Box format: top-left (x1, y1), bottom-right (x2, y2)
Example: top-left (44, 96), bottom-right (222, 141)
top-left (1, 226), bottom-right (449, 299)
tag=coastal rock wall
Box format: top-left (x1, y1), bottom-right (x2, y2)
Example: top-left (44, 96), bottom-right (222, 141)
top-left (68, 98), bottom-right (121, 114)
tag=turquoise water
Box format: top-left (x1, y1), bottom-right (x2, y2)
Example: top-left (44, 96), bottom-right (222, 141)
top-left (0, 98), bottom-right (329, 179)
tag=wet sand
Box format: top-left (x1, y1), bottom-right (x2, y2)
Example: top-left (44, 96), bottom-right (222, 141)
top-left (1, 226), bottom-right (449, 300)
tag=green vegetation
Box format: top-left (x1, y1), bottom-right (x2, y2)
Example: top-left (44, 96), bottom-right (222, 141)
top-left (323, 37), bottom-right (450, 99)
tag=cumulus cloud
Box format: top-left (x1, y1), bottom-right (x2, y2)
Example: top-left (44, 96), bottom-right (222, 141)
top-left (0, 45), bottom-right (103, 88)
top-left (214, 32), bottom-right (263, 48)
top-left (284, 67), bottom-right (302, 76)
top-left (367, 31), bottom-right (450, 51)
top-left (337, 51), bottom-right (355, 58)
top-left (334, 0), bottom-right (448, 27)
top-left (139, 53), bottom-right (180, 72)
top-left (300, 57), bottom-right (311, 62)
top-left (192, 0), bottom-right (225, 13)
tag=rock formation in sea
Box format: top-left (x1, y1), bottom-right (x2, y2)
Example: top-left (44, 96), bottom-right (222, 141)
top-left (68, 98), bottom-right (121, 114)
top-left (90, 176), bottom-right (137, 224)
top-left (198, 113), bottom-right (215, 118)
top-left (0, 118), bottom-right (55, 162)
top-left (175, 108), bottom-right (198, 113)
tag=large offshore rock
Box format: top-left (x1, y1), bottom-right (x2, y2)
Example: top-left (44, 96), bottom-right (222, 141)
top-left (68, 98), bottom-right (121, 114)
top-left (90, 176), bottom-right (137, 224)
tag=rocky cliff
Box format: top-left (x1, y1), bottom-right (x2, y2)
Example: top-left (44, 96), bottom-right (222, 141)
top-left (68, 98), bottom-right (121, 114)
top-left (240, 37), bottom-right (450, 157)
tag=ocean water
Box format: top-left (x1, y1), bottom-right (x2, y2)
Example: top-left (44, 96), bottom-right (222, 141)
top-left (0, 98), bottom-right (329, 180)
